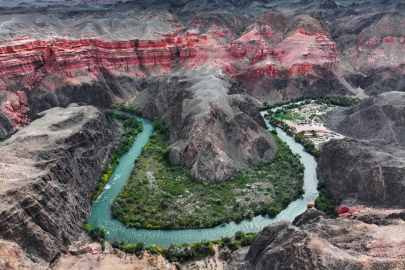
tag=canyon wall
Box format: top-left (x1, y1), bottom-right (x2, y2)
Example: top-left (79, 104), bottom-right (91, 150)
top-left (0, 9), bottom-right (354, 138)
top-left (0, 104), bottom-right (120, 262)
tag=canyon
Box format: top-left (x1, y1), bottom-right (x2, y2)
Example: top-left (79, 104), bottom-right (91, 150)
top-left (1, 0), bottom-right (405, 269)
top-left (2, 0), bottom-right (405, 139)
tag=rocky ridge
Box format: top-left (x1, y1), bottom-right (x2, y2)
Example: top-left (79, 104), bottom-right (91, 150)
top-left (132, 66), bottom-right (277, 180)
top-left (0, 104), bottom-right (120, 262)
top-left (235, 209), bottom-right (405, 269)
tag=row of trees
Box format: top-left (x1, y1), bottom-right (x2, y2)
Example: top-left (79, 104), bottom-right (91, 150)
top-left (110, 103), bottom-right (143, 116)
top-left (84, 224), bottom-right (259, 263)
top-left (259, 95), bottom-right (360, 111)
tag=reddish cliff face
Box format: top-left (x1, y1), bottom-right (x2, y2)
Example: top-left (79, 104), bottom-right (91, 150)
top-left (0, 14), bottom-right (343, 134)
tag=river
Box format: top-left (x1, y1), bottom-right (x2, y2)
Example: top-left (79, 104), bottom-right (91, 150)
top-left (88, 112), bottom-right (319, 247)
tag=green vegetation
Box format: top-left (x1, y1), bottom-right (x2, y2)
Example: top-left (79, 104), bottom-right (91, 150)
top-left (294, 131), bottom-right (322, 158)
top-left (92, 111), bottom-right (143, 202)
top-left (0, 132), bottom-right (15, 142)
top-left (112, 119), bottom-right (304, 229)
top-left (315, 95), bottom-right (360, 107)
top-left (259, 95), bottom-right (360, 111)
top-left (84, 223), bottom-right (107, 240)
top-left (84, 228), bottom-right (258, 263)
top-left (315, 181), bottom-right (338, 218)
top-left (273, 108), bottom-right (306, 121)
top-left (110, 103), bottom-right (143, 116)
top-left (265, 110), bottom-right (322, 158)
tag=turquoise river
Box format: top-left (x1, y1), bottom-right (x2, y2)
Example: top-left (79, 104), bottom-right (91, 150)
top-left (88, 111), bottom-right (319, 247)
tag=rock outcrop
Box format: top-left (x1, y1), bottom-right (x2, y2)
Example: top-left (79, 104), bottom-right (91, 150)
top-left (236, 209), bottom-right (405, 269)
top-left (317, 138), bottom-right (405, 207)
top-left (132, 66), bottom-right (277, 180)
top-left (53, 241), bottom-right (179, 270)
top-left (324, 92), bottom-right (405, 146)
top-left (318, 92), bottom-right (405, 206)
top-left (0, 104), bottom-right (120, 262)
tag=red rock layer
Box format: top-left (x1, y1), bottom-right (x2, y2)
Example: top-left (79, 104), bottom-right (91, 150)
top-left (0, 27), bottom-right (341, 131)
top-left (1, 91), bottom-right (30, 129)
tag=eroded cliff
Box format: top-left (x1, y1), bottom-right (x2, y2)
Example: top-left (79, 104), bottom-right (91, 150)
top-left (0, 104), bottom-right (120, 262)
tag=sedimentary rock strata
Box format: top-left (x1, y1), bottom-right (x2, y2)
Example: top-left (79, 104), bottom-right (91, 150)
top-left (5, 1), bottom-right (400, 136)
top-left (0, 104), bottom-right (120, 261)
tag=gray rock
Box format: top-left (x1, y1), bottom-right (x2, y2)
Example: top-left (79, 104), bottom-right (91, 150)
top-left (317, 138), bottom-right (405, 207)
top-left (132, 66), bottom-right (277, 180)
top-left (0, 105), bottom-right (120, 261)
top-left (292, 208), bottom-right (326, 227)
top-left (386, 210), bottom-right (405, 221)
top-left (240, 217), bottom-right (405, 269)
top-left (318, 92), bottom-right (405, 207)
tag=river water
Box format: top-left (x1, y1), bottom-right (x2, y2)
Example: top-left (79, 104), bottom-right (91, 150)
top-left (88, 112), bottom-right (319, 247)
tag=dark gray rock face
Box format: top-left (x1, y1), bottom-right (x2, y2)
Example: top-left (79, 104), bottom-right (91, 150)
top-left (317, 138), bottom-right (405, 207)
top-left (292, 208), bottom-right (326, 227)
top-left (0, 112), bottom-right (12, 139)
top-left (324, 92), bottom-right (405, 147)
top-left (132, 67), bottom-right (277, 180)
top-left (27, 72), bottom-right (140, 120)
top-left (238, 211), bottom-right (405, 269)
top-left (0, 104), bottom-right (120, 262)
top-left (318, 92), bottom-right (405, 206)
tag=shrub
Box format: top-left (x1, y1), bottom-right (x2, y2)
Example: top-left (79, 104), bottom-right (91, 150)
top-left (241, 232), bottom-right (259, 246)
top-left (84, 223), bottom-right (107, 240)
top-left (234, 230), bottom-right (245, 240)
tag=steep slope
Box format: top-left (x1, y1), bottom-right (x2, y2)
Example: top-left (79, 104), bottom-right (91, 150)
top-left (324, 91), bottom-right (405, 146)
top-left (318, 92), bottom-right (405, 206)
top-left (0, 1), bottom-right (383, 137)
top-left (132, 66), bottom-right (277, 180)
top-left (0, 104), bottom-right (120, 261)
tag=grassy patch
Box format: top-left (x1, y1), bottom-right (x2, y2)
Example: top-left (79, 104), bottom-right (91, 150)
top-left (112, 121), bottom-right (304, 229)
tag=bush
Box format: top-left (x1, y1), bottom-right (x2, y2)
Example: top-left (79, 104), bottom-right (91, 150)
top-left (234, 230), bottom-right (245, 240)
top-left (84, 223), bottom-right (107, 240)
top-left (241, 232), bottom-right (259, 246)
top-left (268, 207), bottom-right (280, 217)
top-left (121, 242), bottom-right (145, 254)
top-left (220, 248), bottom-right (234, 261)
